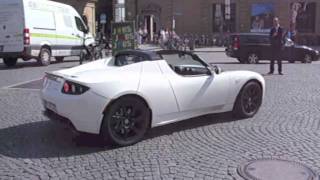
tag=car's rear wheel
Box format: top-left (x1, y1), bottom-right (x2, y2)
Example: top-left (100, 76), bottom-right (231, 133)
top-left (3, 58), bottom-right (18, 67)
top-left (101, 96), bottom-right (150, 146)
top-left (55, 57), bottom-right (64, 63)
top-left (247, 53), bottom-right (259, 64)
top-left (302, 54), bottom-right (312, 64)
top-left (233, 81), bottom-right (262, 118)
top-left (38, 47), bottom-right (51, 66)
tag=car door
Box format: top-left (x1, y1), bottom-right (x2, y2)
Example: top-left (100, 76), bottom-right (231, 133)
top-left (159, 53), bottom-right (230, 114)
top-left (282, 38), bottom-right (295, 62)
top-left (258, 36), bottom-right (272, 60)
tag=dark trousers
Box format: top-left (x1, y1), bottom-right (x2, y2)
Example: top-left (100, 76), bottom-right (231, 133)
top-left (270, 48), bottom-right (282, 73)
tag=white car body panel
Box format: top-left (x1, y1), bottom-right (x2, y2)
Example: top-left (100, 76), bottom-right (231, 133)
top-left (138, 61), bottom-right (179, 126)
top-left (41, 54), bottom-right (265, 134)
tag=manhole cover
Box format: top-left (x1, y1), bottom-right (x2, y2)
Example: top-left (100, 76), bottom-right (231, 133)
top-left (238, 159), bottom-right (318, 180)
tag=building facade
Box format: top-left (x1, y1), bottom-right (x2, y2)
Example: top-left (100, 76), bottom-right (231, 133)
top-left (125, 0), bottom-right (320, 44)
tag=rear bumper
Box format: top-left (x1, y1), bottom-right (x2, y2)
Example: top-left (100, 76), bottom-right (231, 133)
top-left (226, 48), bottom-right (238, 58)
top-left (0, 46), bottom-right (32, 58)
top-left (41, 85), bottom-right (110, 134)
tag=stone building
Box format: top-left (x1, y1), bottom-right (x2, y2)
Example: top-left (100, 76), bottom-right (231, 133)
top-left (125, 0), bottom-right (320, 45)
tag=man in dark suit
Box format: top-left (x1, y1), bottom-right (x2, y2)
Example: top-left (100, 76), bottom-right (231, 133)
top-left (268, 17), bottom-right (284, 75)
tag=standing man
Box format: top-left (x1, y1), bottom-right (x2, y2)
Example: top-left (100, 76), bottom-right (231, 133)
top-left (268, 17), bottom-right (284, 75)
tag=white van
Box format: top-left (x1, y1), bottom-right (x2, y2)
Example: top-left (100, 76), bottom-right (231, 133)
top-left (0, 0), bottom-right (94, 67)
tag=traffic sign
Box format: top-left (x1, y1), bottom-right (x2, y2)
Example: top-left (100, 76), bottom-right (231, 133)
top-left (100, 13), bottom-right (107, 24)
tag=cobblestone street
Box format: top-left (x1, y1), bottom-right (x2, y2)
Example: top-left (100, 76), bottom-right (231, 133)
top-left (1, 53), bottom-right (320, 179)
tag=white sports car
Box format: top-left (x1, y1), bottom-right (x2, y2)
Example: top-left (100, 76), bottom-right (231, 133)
top-left (41, 50), bottom-right (265, 146)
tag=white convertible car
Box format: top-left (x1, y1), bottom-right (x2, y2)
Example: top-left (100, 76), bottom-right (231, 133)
top-left (41, 50), bottom-right (265, 146)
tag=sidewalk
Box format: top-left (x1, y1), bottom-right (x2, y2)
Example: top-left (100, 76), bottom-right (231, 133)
top-left (138, 44), bottom-right (320, 52)
top-left (138, 44), bottom-right (226, 52)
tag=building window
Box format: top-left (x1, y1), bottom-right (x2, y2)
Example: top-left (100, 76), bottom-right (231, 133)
top-left (250, 3), bottom-right (274, 33)
top-left (212, 3), bottom-right (236, 33)
top-left (292, 2), bottom-right (316, 33)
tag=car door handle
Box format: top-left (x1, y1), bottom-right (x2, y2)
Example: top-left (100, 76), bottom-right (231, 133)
top-left (5, 35), bottom-right (10, 38)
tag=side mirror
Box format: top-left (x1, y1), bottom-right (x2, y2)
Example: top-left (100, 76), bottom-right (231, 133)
top-left (84, 28), bottom-right (89, 34)
top-left (82, 15), bottom-right (88, 26)
top-left (210, 65), bottom-right (222, 75)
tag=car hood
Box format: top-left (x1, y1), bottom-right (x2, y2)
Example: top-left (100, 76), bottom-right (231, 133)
top-left (294, 45), bottom-right (314, 51)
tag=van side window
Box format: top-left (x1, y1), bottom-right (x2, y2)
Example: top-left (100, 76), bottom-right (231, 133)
top-left (75, 17), bottom-right (85, 32)
top-left (63, 15), bottom-right (73, 28)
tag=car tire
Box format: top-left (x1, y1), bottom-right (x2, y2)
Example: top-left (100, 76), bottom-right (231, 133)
top-left (233, 81), bottom-right (263, 119)
top-left (302, 54), bottom-right (312, 64)
top-left (247, 53), bottom-right (260, 64)
top-left (3, 58), bottom-right (18, 67)
top-left (38, 47), bottom-right (51, 66)
top-left (55, 57), bottom-right (64, 63)
top-left (100, 96), bottom-right (150, 146)
top-left (288, 60), bottom-right (295, 63)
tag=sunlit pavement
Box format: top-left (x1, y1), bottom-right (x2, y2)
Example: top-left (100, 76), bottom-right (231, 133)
top-left (1, 49), bottom-right (320, 179)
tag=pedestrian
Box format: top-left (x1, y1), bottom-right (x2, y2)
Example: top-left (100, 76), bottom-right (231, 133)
top-left (138, 27), bottom-right (143, 45)
top-left (268, 17), bottom-right (284, 75)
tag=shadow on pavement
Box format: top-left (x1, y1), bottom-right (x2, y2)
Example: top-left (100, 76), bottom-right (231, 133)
top-left (146, 112), bottom-right (236, 139)
top-left (0, 60), bottom-right (78, 70)
top-left (0, 112), bottom-right (240, 159)
top-left (0, 120), bottom-right (107, 159)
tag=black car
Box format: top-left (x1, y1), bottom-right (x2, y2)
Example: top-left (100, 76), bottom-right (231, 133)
top-left (226, 33), bottom-right (320, 64)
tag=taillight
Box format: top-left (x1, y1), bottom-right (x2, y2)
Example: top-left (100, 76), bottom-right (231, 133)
top-left (62, 81), bottom-right (89, 95)
top-left (233, 36), bottom-right (240, 50)
top-left (24, 28), bottom-right (30, 45)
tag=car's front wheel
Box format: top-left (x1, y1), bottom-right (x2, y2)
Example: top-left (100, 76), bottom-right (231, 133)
top-left (302, 54), bottom-right (312, 63)
top-left (247, 53), bottom-right (259, 64)
top-left (101, 96), bottom-right (150, 146)
top-left (233, 81), bottom-right (263, 118)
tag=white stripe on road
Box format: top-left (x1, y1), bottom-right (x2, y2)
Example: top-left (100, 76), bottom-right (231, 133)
top-left (2, 78), bottom-right (42, 89)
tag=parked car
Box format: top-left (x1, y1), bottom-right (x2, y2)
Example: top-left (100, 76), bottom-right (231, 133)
top-left (0, 0), bottom-right (94, 67)
top-left (226, 33), bottom-right (320, 64)
top-left (41, 50), bottom-right (265, 146)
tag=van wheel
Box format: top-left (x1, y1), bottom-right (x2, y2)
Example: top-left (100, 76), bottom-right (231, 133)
top-left (3, 58), bottom-right (18, 67)
top-left (38, 47), bottom-right (51, 66)
top-left (55, 57), bottom-right (64, 63)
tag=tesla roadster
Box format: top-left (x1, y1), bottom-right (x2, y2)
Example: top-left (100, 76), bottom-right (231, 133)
top-left (41, 50), bottom-right (265, 146)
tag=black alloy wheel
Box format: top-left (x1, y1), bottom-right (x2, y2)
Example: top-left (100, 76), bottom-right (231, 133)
top-left (233, 81), bottom-right (262, 118)
top-left (101, 97), bottom-right (150, 146)
top-left (3, 58), bottom-right (18, 67)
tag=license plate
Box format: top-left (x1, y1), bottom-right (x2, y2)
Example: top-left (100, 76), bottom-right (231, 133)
top-left (44, 100), bottom-right (57, 113)
top-left (46, 79), bottom-right (60, 91)
top-left (0, 45), bottom-right (3, 52)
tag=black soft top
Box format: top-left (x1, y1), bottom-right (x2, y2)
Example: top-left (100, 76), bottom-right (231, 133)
top-left (115, 50), bottom-right (162, 61)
